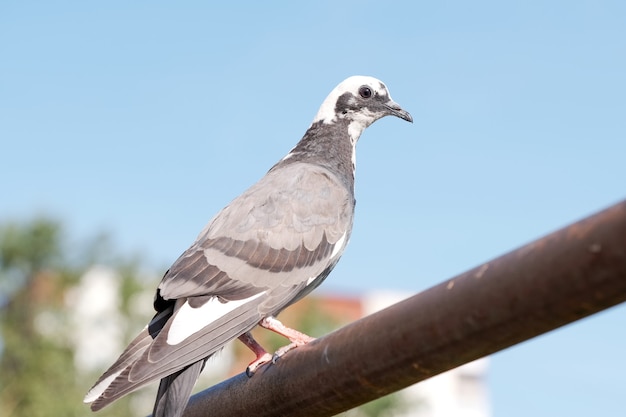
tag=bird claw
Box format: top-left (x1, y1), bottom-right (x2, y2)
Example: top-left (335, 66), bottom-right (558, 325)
top-left (271, 340), bottom-right (310, 364)
top-left (245, 352), bottom-right (273, 377)
top-left (241, 319), bottom-right (316, 376)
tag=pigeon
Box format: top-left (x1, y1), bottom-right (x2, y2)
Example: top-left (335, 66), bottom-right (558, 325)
top-left (84, 75), bottom-right (412, 417)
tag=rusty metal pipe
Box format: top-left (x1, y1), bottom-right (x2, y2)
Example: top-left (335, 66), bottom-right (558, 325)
top-left (179, 200), bottom-right (626, 417)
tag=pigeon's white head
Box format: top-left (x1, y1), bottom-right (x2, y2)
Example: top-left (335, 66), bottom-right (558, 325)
top-left (312, 75), bottom-right (412, 141)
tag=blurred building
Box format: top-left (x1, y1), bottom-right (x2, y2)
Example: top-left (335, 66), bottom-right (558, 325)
top-left (66, 266), bottom-right (126, 372)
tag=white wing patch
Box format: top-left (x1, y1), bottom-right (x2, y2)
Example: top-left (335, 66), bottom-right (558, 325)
top-left (83, 369), bottom-right (123, 403)
top-left (167, 292), bottom-right (265, 345)
top-left (330, 232), bottom-right (348, 260)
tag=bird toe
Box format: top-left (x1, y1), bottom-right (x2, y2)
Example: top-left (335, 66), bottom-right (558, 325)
top-left (245, 352), bottom-right (273, 377)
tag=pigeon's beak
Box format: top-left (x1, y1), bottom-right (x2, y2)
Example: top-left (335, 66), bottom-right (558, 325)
top-left (384, 99), bottom-right (413, 123)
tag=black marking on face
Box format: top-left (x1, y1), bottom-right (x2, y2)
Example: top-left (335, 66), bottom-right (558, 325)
top-left (335, 92), bottom-right (359, 116)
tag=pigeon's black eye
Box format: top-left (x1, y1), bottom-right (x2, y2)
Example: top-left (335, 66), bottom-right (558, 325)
top-left (359, 86), bottom-right (372, 99)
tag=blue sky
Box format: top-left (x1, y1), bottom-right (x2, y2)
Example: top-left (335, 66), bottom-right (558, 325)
top-left (1, 2), bottom-right (625, 416)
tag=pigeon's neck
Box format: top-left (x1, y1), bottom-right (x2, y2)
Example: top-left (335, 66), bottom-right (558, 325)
top-left (274, 120), bottom-right (357, 192)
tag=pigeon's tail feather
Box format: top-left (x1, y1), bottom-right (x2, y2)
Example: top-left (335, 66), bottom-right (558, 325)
top-left (85, 305), bottom-right (174, 410)
top-left (84, 327), bottom-right (154, 407)
top-left (153, 359), bottom-right (207, 417)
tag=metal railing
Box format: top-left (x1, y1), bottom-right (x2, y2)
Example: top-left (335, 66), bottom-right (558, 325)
top-left (178, 199), bottom-right (626, 417)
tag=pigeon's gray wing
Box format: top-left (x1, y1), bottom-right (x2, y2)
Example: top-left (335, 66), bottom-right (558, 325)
top-left (87, 162), bottom-right (354, 410)
top-left (160, 162), bottom-right (354, 303)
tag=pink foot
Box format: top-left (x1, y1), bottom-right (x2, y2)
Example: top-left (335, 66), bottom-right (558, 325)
top-left (238, 317), bottom-right (316, 376)
top-left (237, 332), bottom-right (273, 377)
top-left (259, 316), bottom-right (315, 362)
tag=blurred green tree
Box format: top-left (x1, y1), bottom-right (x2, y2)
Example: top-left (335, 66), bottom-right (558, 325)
top-left (0, 217), bottom-right (147, 417)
